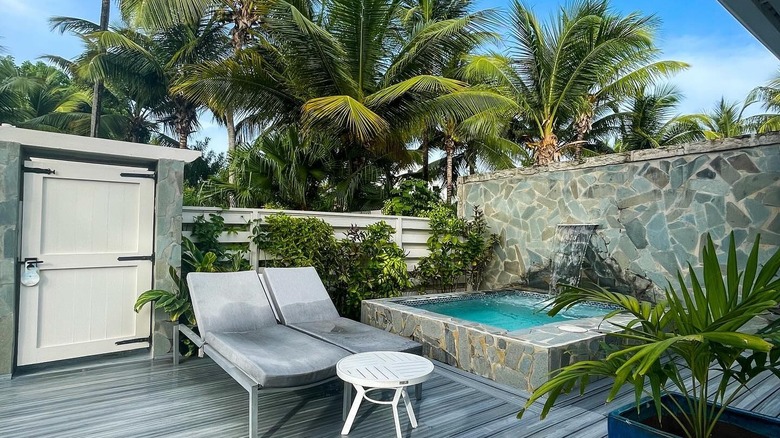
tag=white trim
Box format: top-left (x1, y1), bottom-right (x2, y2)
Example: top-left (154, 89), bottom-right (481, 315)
top-left (0, 126), bottom-right (200, 163)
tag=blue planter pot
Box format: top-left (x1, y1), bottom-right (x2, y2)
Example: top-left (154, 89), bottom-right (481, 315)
top-left (607, 393), bottom-right (780, 438)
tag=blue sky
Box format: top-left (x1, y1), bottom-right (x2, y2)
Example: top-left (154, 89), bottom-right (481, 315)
top-left (0, 0), bottom-right (778, 154)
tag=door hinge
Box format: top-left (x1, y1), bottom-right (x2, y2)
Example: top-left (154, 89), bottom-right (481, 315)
top-left (120, 172), bottom-right (156, 180)
top-left (24, 167), bottom-right (55, 174)
top-left (118, 254), bottom-right (155, 262)
top-left (115, 336), bottom-right (151, 346)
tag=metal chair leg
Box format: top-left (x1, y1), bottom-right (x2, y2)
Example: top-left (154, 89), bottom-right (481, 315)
top-left (172, 323), bottom-right (180, 366)
top-left (249, 386), bottom-right (258, 437)
top-left (415, 383), bottom-right (422, 400)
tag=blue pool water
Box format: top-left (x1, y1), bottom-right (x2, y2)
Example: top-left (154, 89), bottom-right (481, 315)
top-left (408, 292), bottom-right (607, 331)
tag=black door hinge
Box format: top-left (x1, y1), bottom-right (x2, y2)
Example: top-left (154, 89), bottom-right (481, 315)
top-left (115, 336), bottom-right (151, 346)
top-left (24, 167), bottom-right (55, 174)
top-left (118, 254), bottom-right (155, 262)
top-left (120, 172), bottom-right (156, 179)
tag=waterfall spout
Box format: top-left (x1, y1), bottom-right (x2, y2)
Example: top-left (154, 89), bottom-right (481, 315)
top-left (550, 224), bottom-right (597, 293)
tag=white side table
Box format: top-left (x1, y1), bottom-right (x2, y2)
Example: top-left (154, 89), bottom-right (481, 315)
top-left (337, 351), bottom-right (434, 438)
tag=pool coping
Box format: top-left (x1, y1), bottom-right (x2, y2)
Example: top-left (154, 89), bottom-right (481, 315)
top-left (362, 290), bottom-right (632, 392)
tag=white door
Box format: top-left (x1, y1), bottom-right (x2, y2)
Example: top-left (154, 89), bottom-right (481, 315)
top-left (18, 159), bottom-right (155, 365)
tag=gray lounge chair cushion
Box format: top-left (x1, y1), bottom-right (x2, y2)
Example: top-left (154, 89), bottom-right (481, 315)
top-left (261, 267), bottom-right (339, 324)
top-left (188, 271), bottom-right (277, 335)
top-left (261, 267), bottom-right (423, 355)
top-left (205, 327), bottom-right (349, 388)
top-left (291, 318), bottom-right (423, 355)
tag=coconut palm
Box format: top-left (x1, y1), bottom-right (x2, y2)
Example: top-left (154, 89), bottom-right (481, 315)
top-left (462, 0), bottom-right (686, 165)
top-left (47, 13), bottom-right (228, 148)
top-left (90, 0), bottom-right (111, 137)
top-left (177, 0), bottom-right (511, 209)
top-left (747, 72), bottom-right (780, 133)
top-left (697, 97), bottom-right (756, 140)
top-left (607, 84), bottom-right (703, 151)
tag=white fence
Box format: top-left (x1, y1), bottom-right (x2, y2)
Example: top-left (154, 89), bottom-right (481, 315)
top-left (182, 207), bottom-right (431, 270)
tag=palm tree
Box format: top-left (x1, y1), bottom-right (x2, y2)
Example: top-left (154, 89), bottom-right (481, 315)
top-left (178, 0), bottom-right (511, 209)
top-left (90, 0), bottom-right (111, 137)
top-left (48, 13), bottom-right (228, 148)
top-left (464, 0), bottom-right (686, 165)
top-left (697, 97), bottom-right (755, 140)
top-left (608, 84), bottom-right (703, 151)
top-left (748, 72), bottom-right (780, 133)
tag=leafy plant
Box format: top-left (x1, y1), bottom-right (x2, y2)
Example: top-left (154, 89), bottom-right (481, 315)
top-left (330, 222), bottom-right (412, 319)
top-left (381, 179), bottom-right (442, 217)
top-left (414, 205), bottom-right (497, 292)
top-left (519, 233), bottom-right (780, 438)
top-left (252, 214), bottom-right (410, 318)
top-left (252, 213), bottom-right (337, 272)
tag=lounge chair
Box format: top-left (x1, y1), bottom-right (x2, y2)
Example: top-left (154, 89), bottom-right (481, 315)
top-left (259, 266), bottom-right (425, 413)
top-left (176, 271), bottom-right (349, 437)
top-left (260, 267), bottom-right (422, 356)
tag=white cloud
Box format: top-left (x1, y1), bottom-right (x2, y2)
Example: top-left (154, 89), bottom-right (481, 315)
top-left (661, 35), bottom-right (779, 115)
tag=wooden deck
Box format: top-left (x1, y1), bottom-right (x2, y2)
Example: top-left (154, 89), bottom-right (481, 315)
top-left (1, 357), bottom-right (778, 437)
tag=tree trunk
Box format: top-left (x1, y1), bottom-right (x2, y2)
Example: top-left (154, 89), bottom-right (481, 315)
top-left (421, 131), bottom-right (429, 182)
top-left (178, 128), bottom-right (188, 149)
top-left (534, 133), bottom-right (559, 166)
top-left (89, 0), bottom-right (110, 138)
top-left (226, 111), bottom-right (237, 154)
top-left (445, 135), bottom-right (455, 202)
top-left (225, 111), bottom-right (238, 207)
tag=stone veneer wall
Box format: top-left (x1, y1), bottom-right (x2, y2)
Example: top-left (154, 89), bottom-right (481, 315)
top-left (151, 159), bottom-right (185, 358)
top-left (458, 134), bottom-right (780, 291)
top-left (362, 296), bottom-right (620, 392)
top-left (0, 141), bottom-right (21, 378)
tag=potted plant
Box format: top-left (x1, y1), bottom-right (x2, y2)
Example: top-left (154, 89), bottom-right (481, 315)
top-left (518, 232), bottom-right (780, 438)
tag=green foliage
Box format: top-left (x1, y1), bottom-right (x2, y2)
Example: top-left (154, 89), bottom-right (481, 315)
top-left (252, 213), bottom-right (337, 271)
top-left (519, 232), bottom-right (780, 438)
top-left (329, 222), bottom-right (412, 319)
top-left (381, 179), bottom-right (442, 217)
top-left (414, 205), bottom-right (497, 292)
top-left (252, 214), bottom-right (410, 319)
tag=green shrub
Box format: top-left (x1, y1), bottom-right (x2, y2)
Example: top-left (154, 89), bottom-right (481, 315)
top-left (252, 213), bottom-right (337, 272)
top-left (414, 205), bottom-right (497, 292)
top-left (381, 179), bottom-right (442, 217)
top-left (252, 214), bottom-right (410, 319)
top-left (330, 222), bottom-right (412, 319)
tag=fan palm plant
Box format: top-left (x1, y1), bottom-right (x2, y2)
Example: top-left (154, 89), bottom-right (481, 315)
top-left (519, 232), bottom-right (780, 438)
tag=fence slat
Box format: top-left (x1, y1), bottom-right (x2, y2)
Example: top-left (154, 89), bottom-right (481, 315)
top-left (183, 207), bottom-right (431, 270)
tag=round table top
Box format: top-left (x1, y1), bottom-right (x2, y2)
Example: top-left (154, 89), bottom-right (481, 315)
top-left (337, 351), bottom-right (434, 388)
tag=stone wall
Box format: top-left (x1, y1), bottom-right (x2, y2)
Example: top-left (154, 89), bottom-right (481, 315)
top-left (459, 134), bottom-right (780, 292)
top-left (362, 294), bottom-right (623, 392)
top-left (0, 141), bottom-right (20, 378)
top-left (151, 159), bottom-right (185, 358)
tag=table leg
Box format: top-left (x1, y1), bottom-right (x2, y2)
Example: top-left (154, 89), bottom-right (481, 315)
top-left (342, 382), bottom-right (352, 421)
top-left (401, 387), bottom-right (417, 428)
top-left (341, 384), bottom-right (365, 436)
top-left (391, 388), bottom-right (404, 438)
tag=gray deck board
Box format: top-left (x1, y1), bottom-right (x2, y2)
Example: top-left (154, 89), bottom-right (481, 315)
top-left (0, 357), bottom-right (778, 437)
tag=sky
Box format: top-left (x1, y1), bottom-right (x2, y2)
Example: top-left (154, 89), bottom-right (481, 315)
top-left (0, 0), bottom-right (778, 154)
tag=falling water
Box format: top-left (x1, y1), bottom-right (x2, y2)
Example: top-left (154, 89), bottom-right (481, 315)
top-left (550, 224), bottom-right (597, 293)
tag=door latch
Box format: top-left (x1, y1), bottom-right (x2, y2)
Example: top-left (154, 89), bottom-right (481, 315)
top-left (20, 258), bottom-right (43, 287)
